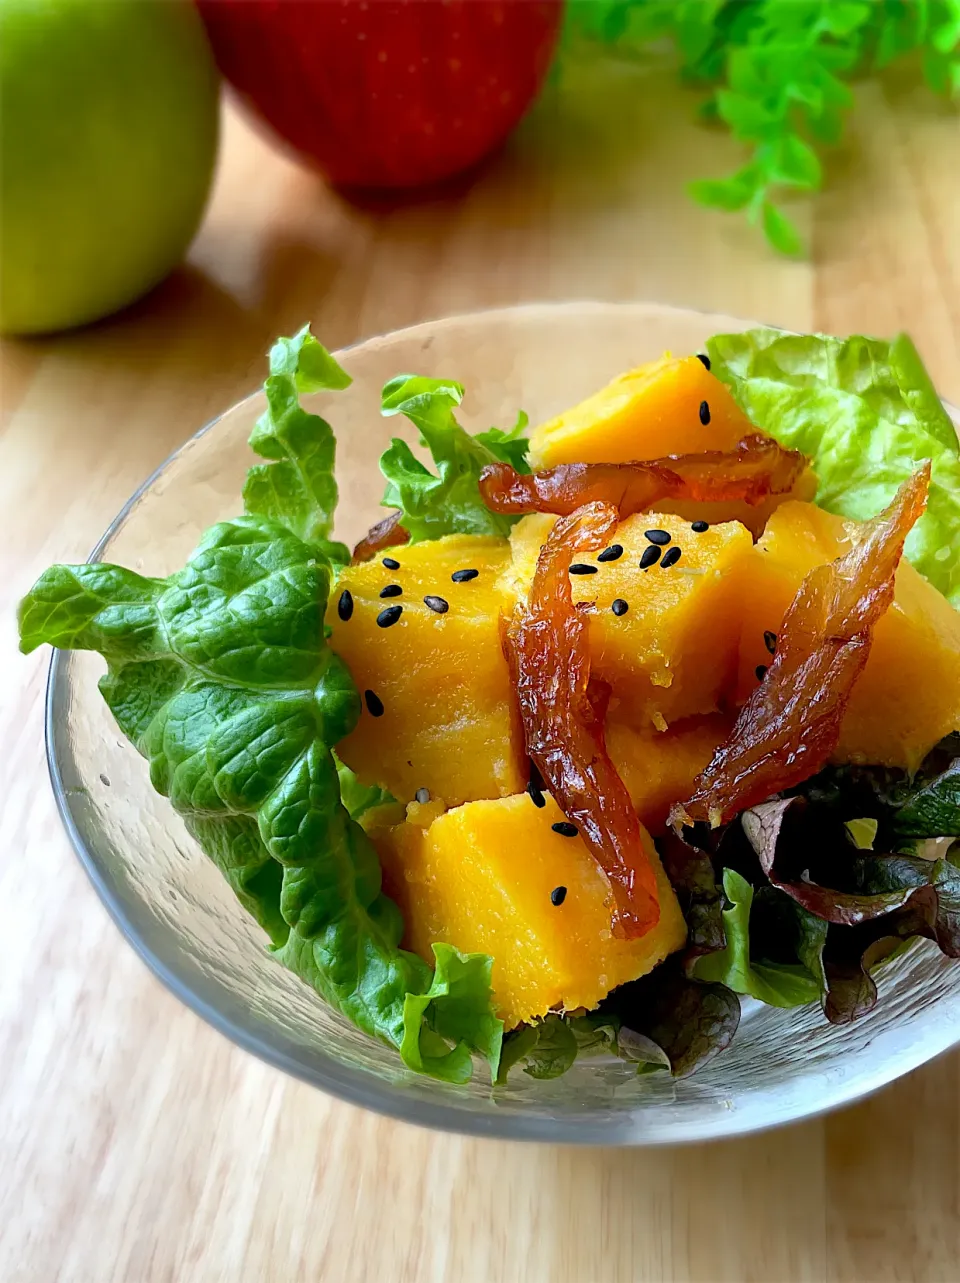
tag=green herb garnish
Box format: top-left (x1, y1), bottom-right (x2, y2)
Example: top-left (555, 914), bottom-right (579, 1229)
top-left (563, 0), bottom-right (960, 254)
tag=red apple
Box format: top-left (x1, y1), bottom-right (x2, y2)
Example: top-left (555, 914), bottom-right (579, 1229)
top-left (196, 0), bottom-right (563, 189)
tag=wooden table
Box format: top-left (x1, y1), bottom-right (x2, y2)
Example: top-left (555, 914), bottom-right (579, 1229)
top-left (2, 59), bottom-right (958, 1283)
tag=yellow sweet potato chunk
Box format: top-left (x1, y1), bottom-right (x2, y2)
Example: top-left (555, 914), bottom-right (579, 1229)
top-left (526, 353), bottom-right (817, 532)
top-left (503, 511), bottom-right (753, 729)
top-left (607, 714), bottom-right (731, 834)
top-left (736, 500), bottom-right (960, 770)
top-left (372, 793), bottom-right (687, 1029)
top-left (528, 354), bottom-right (755, 467)
top-left (327, 534), bottom-right (525, 806)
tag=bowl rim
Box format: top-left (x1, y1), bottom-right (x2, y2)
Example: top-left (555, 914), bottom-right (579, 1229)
top-left (44, 300), bottom-right (960, 1145)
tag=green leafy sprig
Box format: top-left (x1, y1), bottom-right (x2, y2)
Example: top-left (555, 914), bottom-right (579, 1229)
top-left (563, 0), bottom-right (960, 254)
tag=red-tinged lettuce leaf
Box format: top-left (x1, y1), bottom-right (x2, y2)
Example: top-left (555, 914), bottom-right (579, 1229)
top-left (822, 933), bottom-right (912, 1024)
top-left (598, 962), bottom-right (741, 1079)
top-left (742, 797), bottom-right (920, 924)
top-left (745, 884), bottom-right (893, 1025)
top-left (495, 965), bottom-right (740, 1084)
top-left (658, 829), bottom-right (727, 963)
top-left (742, 795), bottom-right (960, 946)
top-left (853, 856), bottom-right (960, 957)
top-left (821, 846), bottom-right (960, 1022)
top-left (740, 793), bottom-right (960, 1023)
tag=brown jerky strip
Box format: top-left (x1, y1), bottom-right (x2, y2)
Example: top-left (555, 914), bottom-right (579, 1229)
top-left (671, 465), bottom-right (931, 831)
top-left (351, 510), bottom-right (410, 564)
top-left (503, 500), bottom-right (661, 940)
top-left (479, 435), bottom-right (807, 516)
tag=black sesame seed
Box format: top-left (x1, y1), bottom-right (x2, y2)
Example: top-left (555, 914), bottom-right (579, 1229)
top-left (699, 400), bottom-right (711, 426)
top-left (337, 589), bottom-right (354, 621)
top-left (696, 353), bottom-right (711, 370)
top-left (364, 689), bottom-right (384, 717)
top-left (661, 546), bottom-right (682, 568)
top-left (527, 759), bottom-right (546, 808)
top-left (376, 604), bottom-right (403, 628)
top-left (756, 664), bottom-right (768, 681)
top-left (597, 544), bottom-right (624, 563)
top-left (644, 528), bottom-right (671, 546)
top-left (379, 583), bottom-right (402, 598)
top-left (424, 594), bottom-right (449, 614)
top-left (691, 520), bottom-right (710, 533)
top-left (415, 787), bottom-right (430, 805)
top-left (451, 568), bottom-right (479, 583)
top-left (611, 598), bottom-right (629, 617)
top-left (763, 630), bottom-right (778, 656)
top-left (569, 563), bottom-right (598, 575)
top-left (382, 556), bottom-right (401, 570)
top-left (552, 821), bottom-right (578, 838)
top-left (550, 885), bottom-right (568, 906)
top-left (640, 545), bottom-right (662, 570)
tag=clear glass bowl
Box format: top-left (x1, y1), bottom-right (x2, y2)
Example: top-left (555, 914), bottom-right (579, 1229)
top-left (47, 301), bottom-right (960, 1144)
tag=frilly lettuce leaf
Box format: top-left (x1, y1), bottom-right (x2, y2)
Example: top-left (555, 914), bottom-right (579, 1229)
top-left (495, 964), bottom-right (740, 1085)
top-left (706, 327), bottom-right (960, 606)
top-left (692, 867), bottom-right (821, 1006)
top-left (402, 944), bottom-right (503, 1083)
top-left (475, 409), bottom-right (531, 473)
top-left (242, 324), bottom-right (352, 563)
top-left (18, 328), bottom-right (502, 1084)
top-left (19, 517), bottom-right (501, 1081)
top-left (379, 375), bottom-right (529, 541)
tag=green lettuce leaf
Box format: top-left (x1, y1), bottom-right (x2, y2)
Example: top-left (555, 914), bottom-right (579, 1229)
top-left (335, 757), bottom-right (395, 821)
top-left (19, 329), bottom-right (503, 1084)
top-left (496, 1014), bottom-right (584, 1083)
top-left (379, 375), bottom-right (528, 541)
top-left (795, 734), bottom-right (960, 842)
top-left (401, 944), bottom-right (503, 1083)
top-left (242, 324), bottom-right (352, 562)
top-left (894, 759), bottom-right (960, 838)
top-left (692, 867), bottom-right (821, 1006)
top-left (706, 327), bottom-right (960, 605)
top-left (475, 410), bottom-right (531, 473)
top-left (19, 519), bottom-right (501, 1080)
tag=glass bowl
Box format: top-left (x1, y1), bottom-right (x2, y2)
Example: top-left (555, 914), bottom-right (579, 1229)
top-left (47, 301), bottom-right (960, 1144)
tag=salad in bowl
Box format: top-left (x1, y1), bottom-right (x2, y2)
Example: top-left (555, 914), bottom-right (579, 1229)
top-left (20, 319), bottom-right (960, 1092)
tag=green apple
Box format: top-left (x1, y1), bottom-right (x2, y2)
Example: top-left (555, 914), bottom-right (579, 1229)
top-left (0, 0), bottom-right (219, 335)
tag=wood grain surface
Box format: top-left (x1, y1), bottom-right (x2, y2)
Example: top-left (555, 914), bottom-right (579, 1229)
top-left (2, 59), bottom-right (958, 1283)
